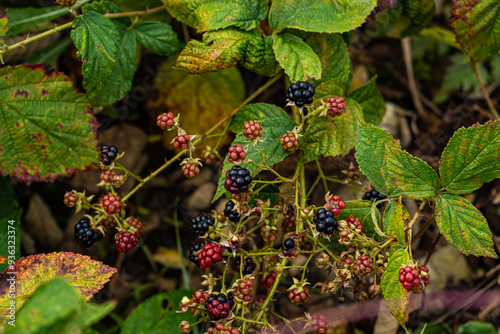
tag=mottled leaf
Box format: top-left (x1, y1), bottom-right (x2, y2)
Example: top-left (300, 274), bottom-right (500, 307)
top-left (439, 120), bottom-right (500, 194)
top-left (355, 121), bottom-right (400, 196)
top-left (82, 0), bottom-right (131, 27)
top-left (0, 252), bottom-right (117, 314)
top-left (383, 197), bottom-right (408, 244)
top-left (134, 21), bottom-right (182, 56)
top-left (0, 177), bottom-right (22, 273)
top-left (435, 193), bottom-right (497, 258)
top-left (5, 7), bottom-right (68, 37)
top-left (273, 33), bottom-right (322, 82)
top-left (0, 14), bottom-right (7, 44)
top-left (163, 0), bottom-right (268, 32)
top-left (213, 117), bottom-right (296, 202)
top-left (230, 103), bottom-right (291, 133)
top-left (335, 200), bottom-right (381, 238)
top-left (381, 244), bottom-right (409, 329)
top-left (5, 278), bottom-right (114, 334)
top-left (348, 76), bottom-right (386, 125)
top-left (302, 98), bottom-right (363, 163)
top-left (269, 0), bottom-right (377, 33)
top-left (0, 64), bottom-right (99, 183)
top-left (71, 10), bottom-right (119, 106)
top-left (450, 0), bottom-right (500, 61)
top-left (307, 33), bottom-right (352, 90)
top-left (399, 0), bottom-right (435, 37)
top-left (120, 290), bottom-right (194, 334)
top-left (385, 144), bottom-right (441, 199)
top-left (239, 35), bottom-right (281, 77)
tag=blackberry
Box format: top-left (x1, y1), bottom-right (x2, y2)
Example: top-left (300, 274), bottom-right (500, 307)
top-left (174, 134), bottom-right (191, 149)
top-left (100, 145), bottom-right (118, 166)
top-left (228, 144), bottom-right (246, 163)
top-left (224, 201), bottom-right (241, 222)
top-left (313, 208), bottom-right (338, 235)
top-left (191, 214), bottom-right (215, 235)
top-left (242, 120), bottom-right (263, 140)
top-left (115, 231), bottom-right (138, 253)
top-left (311, 313), bottom-right (329, 334)
top-left (287, 81), bottom-right (315, 108)
top-left (352, 255), bottom-right (374, 276)
top-left (280, 131), bottom-right (300, 151)
top-left (259, 271), bottom-right (277, 288)
top-left (189, 242), bottom-right (205, 266)
top-left (74, 217), bottom-right (102, 247)
top-left (363, 189), bottom-right (387, 208)
top-left (326, 96), bottom-right (347, 117)
top-left (283, 237), bottom-right (295, 249)
top-left (182, 162), bottom-right (200, 178)
top-left (198, 242), bottom-right (223, 269)
top-left (288, 286), bottom-right (310, 305)
top-left (157, 112), bottom-right (175, 129)
top-left (205, 293), bottom-right (233, 321)
top-left (126, 217), bottom-right (144, 238)
top-left (224, 166), bottom-right (252, 194)
top-left (230, 278), bottom-right (254, 304)
top-left (63, 191), bottom-right (77, 207)
top-left (235, 257), bottom-right (256, 275)
top-left (101, 193), bottom-right (123, 215)
top-left (56, 0), bottom-right (77, 6)
top-left (100, 170), bottom-right (117, 183)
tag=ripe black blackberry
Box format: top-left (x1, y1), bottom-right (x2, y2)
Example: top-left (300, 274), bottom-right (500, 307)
top-left (205, 293), bottom-right (233, 321)
top-left (100, 145), bottom-right (118, 166)
top-left (224, 166), bottom-right (252, 194)
top-left (283, 237), bottom-right (295, 249)
top-left (224, 201), bottom-right (241, 222)
top-left (363, 189), bottom-right (387, 208)
top-left (189, 242), bottom-right (205, 266)
top-left (313, 208), bottom-right (338, 235)
top-left (191, 214), bottom-right (215, 235)
top-left (235, 257), bottom-right (256, 275)
top-left (74, 217), bottom-right (102, 247)
top-left (287, 81), bottom-right (315, 108)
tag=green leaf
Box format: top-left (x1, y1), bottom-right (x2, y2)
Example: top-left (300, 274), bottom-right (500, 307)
top-left (94, 29), bottom-right (137, 106)
top-left (335, 200), bottom-right (381, 238)
top-left (435, 193), bottom-right (497, 258)
top-left (250, 184), bottom-right (280, 207)
top-left (213, 117), bottom-right (296, 202)
top-left (82, 0), bottom-right (131, 27)
top-left (0, 64), bottom-right (99, 183)
top-left (5, 278), bottom-right (114, 334)
top-left (399, 0), bottom-right (435, 37)
top-left (176, 28), bottom-right (254, 74)
top-left (0, 13), bottom-right (8, 45)
top-left (229, 103), bottom-right (291, 133)
top-left (120, 290), bottom-right (194, 334)
top-left (71, 10), bottom-right (119, 106)
top-left (163, 0), bottom-right (268, 32)
top-left (302, 98), bottom-right (362, 163)
top-left (269, 0), bottom-right (377, 34)
top-left (457, 321), bottom-right (497, 334)
top-left (0, 177), bottom-right (22, 273)
top-left (5, 7), bottom-right (68, 37)
top-left (439, 120), bottom-right (500, 194)
top-left (385, 144), bottom-right (440, 199)
top-left (348, 76), bottom-right (386, 125)
top-left (239, 35), bottom-right (281, 77)
top-left (418, 27), bottom-right (461, 49)
top-left (450, 0), bottom-right (500, 61)
top-left (383, 197), bottom-right (408, 244)
top-left (380, 244), bottom-right (409, 329)
top-left (272, 33), bottom-right (322, 82)
top-left (355, 121), bottom-right (400, 196)
top-left (306, 33), bottom-right (352, 90)
top-left (134, 22), bottom-right (182, 56)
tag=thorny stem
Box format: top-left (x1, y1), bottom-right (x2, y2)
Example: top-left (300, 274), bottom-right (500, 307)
top-left (473, 60), bottom-right (499, 119)
top-left (314, 159), bottom-right (329, 193)
top-left (256, 257), bottom-right (288, 322)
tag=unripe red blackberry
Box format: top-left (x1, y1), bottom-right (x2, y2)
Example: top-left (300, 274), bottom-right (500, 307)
top-left (228, 144), bottom-right (246, 163)
top-left (352, 255), bottom-right (374, 276)
top-left (326, 96), bottom-right (347, 117)
top-left (126, 217), bottom-right (144, 238)
top-left (288, 286), bottom-right (310, 305)
top-left (63, 191), bottom-right (77, 207)
top-left (198, 243), bottom-right (223, 269)
top-left (115, 231), bottom-right (138, 253)
top-left (102, 193), bottom-right (123, 214)
top-left (280, 131), bottom-right (300, 151)
top-left (230, 278), bottom-right (254, 304)
top-left (174, 134), bottom-right (191, 149)
top-left (190, 289), bottom-right (210, 314)
top-left (261, 225), bottom-right (277, 243)
top-left (201, 150), bottom-right (217, 165)
top-left (346, 216), bottom-right (363, 233)
top-left (242, 120), bottom-right (263, 140)
top-left (55, 0), bottom-right (76, 6)
top-left (324, 194), bottom-right (346, 215)
top-left (399, 265), bottom-right (425, 292)
top-left (311, 313), bottom-right (329, 334)
top-left (100, 170), bottom-right (117, 183)
top-left (182, 162), bottom-right (200, 178)
top-left (112, 175), bottom-right (125, 188)
top-left (157, 112), bottom-right (175, 129)
top-left (259, 271), bottom-right (277, 288)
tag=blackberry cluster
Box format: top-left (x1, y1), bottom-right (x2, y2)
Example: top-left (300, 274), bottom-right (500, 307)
top-left (191, 214), bottom-right (215, 235)
top-left (287, 81), bottom-right (315, 107)
top-left (115, 231), bottom-right (137, 253)
top-left (363, 189), bottom-right (387, 208)
top-left (288, 286), bottom-right (310, 304)
top-left (74, 217), bottom-right (103, 247)
top-left (189, 242), bottom-right (205, 266)
top-left (313, 208), bottom-right (338, 235)
top-left (235, 257), bottom-right (256, 275)
top-left (100, 145), bottom-right (118, 166)
top-left (101, 193), bottom-right (123, 214)
top-left (399, 265), bottom-right (429, 293)
top-left (205, 293), bottom-right (234, 321)
top-left (224, 166), bottom-right (252, 194)
top-left (174, 134), bottom-right (190, 150)
top-left (157, 112), bottom-right (175, 129)
top-left (224, 201), bottom-right (241, 222)
top-left (352, 255), bottom-right (374, 276)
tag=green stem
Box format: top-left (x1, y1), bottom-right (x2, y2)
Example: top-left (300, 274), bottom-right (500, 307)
top-left (308, 236), bottom-right (338, 261)
top-left (473, 60), bottom-right (499, 119)
top-left (372, 236), bottom-right (396, 259)
top-left (256, 257), bottom-right (288, 322)
top-left (174, 198), bottom-right (190, 289)
top-left (314, 159), bottom-right (329, 193)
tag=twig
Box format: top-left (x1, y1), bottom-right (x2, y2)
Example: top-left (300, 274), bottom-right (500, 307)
top-left (473, 60), bottom-right (499, 119)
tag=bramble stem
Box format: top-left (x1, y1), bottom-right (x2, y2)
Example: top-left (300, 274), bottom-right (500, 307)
top-left (256, 257), bottom-right (288, 322)
top-left (473, 61), bottom-right (499, 119)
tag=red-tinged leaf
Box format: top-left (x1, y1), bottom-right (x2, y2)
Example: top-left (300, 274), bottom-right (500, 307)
top-left (0, 252), bottom-right (116, 315)
top-left (0, 64), bottom-right (99, 183)
top-left (0, 256), bottom-right (5, 265)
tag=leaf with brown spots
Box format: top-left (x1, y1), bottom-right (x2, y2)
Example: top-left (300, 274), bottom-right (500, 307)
top-left (0, 65), bottom-right (99, 183)
top-left (450, 0), bottom-right (500, 61)
top-left (435, 193), bottom-right (497, 258)
top-left (385, 144), bottom-right (441, 199)
top-left (0, 252), bottom-right (117, 315)
top-left (439, 120), bottom-right (500, 194)
top-left (383, 196), bottom-right (409, 244)
top-left (0, 13), bottom-right (7, 45)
